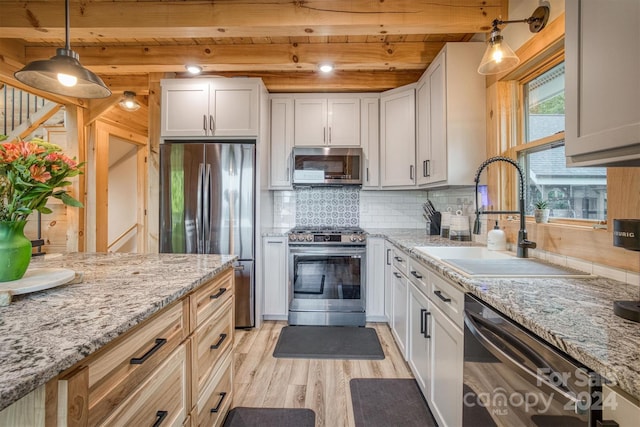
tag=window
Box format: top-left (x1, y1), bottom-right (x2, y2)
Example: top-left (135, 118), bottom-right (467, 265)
top-left (517, 63), bottom-right (607, 220)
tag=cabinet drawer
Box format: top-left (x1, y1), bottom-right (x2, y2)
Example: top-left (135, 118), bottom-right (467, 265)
top-left (429, 273), bottom-right (464, 328)
top-left (191, 267), bottom-right (233, 329)
top-left (391, 248), bottom-right (408, 275)
top-left (193, 351), bottom-right (233, 427)
top-left (99, 343), bottom-right (188, 427)
top-left (407, 257), bottom-right (429, 296)
top-left (87, 300), bottom-right (188, 426)
top-left (192, 297), bottom-right (234, 399)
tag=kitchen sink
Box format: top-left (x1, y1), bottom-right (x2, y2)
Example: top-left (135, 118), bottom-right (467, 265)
top-left (413, 246), bottom-right (592, 278)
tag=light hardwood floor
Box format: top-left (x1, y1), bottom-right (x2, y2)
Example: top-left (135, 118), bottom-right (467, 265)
top-left (232, 321), bottom-right (414, 427)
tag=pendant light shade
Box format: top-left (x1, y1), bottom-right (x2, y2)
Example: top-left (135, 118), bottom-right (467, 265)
top-left (477, 4), bottom-right (550, 76)
top-left (477, 29), bottom-right (520, 75)
top-left (14, 0), bottom-right (111, 99)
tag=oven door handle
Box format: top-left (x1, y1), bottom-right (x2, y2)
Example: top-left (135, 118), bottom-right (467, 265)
top-left (464, 310), bottom-right (590, 412)
top-left (288, 246), bottom-right (366, 257)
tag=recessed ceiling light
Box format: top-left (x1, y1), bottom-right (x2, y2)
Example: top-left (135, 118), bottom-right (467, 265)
top-left (319, 64), bottom-right (334, 73)
top-left (185, 65), bottom-right (203, 75)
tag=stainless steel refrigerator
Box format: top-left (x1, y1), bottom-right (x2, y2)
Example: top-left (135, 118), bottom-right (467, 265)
top-left (159, 141), bottom-right (255, 328)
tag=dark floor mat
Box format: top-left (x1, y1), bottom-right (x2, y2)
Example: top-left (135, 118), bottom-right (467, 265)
top-left (273, 326), bottom-right (385, 360)
top-left (223, 407), bottom-right (315, 427)
top-left (350, 379), bottom-right (437, 427)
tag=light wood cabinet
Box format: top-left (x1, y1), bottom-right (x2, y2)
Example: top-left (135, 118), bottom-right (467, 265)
top-left (415, 43), bottom-right (486, 187)
top-left (294, 97), bottom-right (360, 146)
top-left (49, 266), bottom-right (235, 427)
top-left (565, 0), bottom-right (640, 166)
top-left (269, 98), bottom-right (294, 189)
top-left (365, 236), bottom-right (385, 321)
top-left (161, 78), bottom-right (260, 138)
top-left (98, 343), bottom-right (189, 427)
top-left (380, 84), bottom-right (416, 188)
top-left (262, 236), bottom-right (289, 320)
top-left (191, 351), bottom-right (233, 427)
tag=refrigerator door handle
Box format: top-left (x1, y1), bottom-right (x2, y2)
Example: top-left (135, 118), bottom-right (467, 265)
top-left (196, 163), bottom-right (205, 253)
top-left (204, 163), bottom-right (212, 253)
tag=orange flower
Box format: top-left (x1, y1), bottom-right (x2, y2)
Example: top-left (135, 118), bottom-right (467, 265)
top-left (29, 164), bottom-right (52, 183)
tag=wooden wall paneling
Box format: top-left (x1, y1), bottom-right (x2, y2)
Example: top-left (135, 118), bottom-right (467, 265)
top-left (136, 147), bottom-right (148, 253)
top-left (147, 73), bottom-right (163, 253)
top-left (95, 125), bottom-right (110, 252)
top-left (64, 105), bottom-right (86, 252)
top-left (607, 168), bottom-right (640, 223)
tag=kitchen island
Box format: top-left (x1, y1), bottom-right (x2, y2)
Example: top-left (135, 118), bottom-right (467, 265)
top-left (0, 252), bottom-right (237, 417)
top-left (369, 228), bottom-right (640, 403)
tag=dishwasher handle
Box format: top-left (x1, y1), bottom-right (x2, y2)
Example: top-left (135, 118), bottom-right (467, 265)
top-left (464, 310), bottom-right (590, 412)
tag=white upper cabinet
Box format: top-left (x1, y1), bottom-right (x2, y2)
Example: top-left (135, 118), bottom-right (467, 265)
top-left (269, 98), bottom-right (294, 189)
top-left (361, 97), bottom-right (380, 188)
top-left (161, 78), bottom-right (259, 138)
top-left (294, 96), bottom-right (360, 146)
top-left (565, 0), bottom-right (640, 166)
top-left (380, 84), bottom-right (416, 187)
top-left (416, 43), bottom-right (486, 187)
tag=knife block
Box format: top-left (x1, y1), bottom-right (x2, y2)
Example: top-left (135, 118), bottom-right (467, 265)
top-left (427, 212), bottom-right (441, 235)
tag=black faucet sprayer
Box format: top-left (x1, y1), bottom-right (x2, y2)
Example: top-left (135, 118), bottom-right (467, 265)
top-left (473, 156), bottom-right (536, 258)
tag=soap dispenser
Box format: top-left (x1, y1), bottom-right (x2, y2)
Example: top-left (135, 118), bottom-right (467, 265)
top-left (487, 220), bottom-right (507, 251)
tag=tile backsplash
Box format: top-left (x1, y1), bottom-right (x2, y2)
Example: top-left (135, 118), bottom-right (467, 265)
top-left (295, 187), bottom-right (360, 227)
top-left (359, 190), bottom-right (429, 229)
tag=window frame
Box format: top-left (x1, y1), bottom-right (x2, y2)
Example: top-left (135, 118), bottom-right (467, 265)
top-left (507, 55), bottom-right (607, 227)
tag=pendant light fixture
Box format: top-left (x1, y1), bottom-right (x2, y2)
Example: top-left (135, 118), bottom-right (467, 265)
top-left (119, 91), bottom-right (141, 112)
top-left (14, 0), bottom-right (111, 98)
top-left (477, 4), bottom-right (550, 75)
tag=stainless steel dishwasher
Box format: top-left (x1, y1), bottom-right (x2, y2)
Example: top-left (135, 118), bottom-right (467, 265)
top-left (463, 294), bottom-right (602, 426)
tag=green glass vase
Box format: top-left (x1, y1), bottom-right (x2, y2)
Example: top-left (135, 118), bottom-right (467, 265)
top-left (0, 220), bottom-right (32, 282)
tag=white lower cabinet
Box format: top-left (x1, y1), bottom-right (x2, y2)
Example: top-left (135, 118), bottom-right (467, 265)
top-left (429, 302), bottom-right (463, 427)
top-left (390, 266), bottom-right (409, 359)
top-left (366, 237), bottom-right (386, 321)
top-left (603, 385), bottom-right (640, 427)
top-left (393, 246), bottom-right (464, 427)
top-left (262, 236), bottom-right (288, 320)
top-left (383, 241), bottom-right (394, 322)
top-left (409, 283), bottom-right (431, 398)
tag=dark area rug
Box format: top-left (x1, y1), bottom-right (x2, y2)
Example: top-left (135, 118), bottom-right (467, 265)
top-left (273, 326), bottom-right (385, 360)
top-left (222, 407), bottom-right (315, 427)
top-left (350, 379), bottom-right (437, 427)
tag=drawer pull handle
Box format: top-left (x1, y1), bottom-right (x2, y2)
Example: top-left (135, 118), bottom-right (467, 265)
top-left (210, 287), bottom-right (227, 299)
top-left (423, 311), bottom-right (431, 339)
top-left (434, 290), bottom-right (452, 303)
top-left (153, 410), bottom-right (168, 427)
top-left (420, 308), bottom-right (426, 335)
top-left (393, 272), bottom-right (402, 278)
top-left (210, 392), bottom-right (228, 413)
top-left (130, 338), bottom-right (167, 365)
top-left (210, 333), bottom-right (228, 350)
top-left (410, 271), bottom-right (423, 279)
top-left (394, 256), bottom-right (404, 262)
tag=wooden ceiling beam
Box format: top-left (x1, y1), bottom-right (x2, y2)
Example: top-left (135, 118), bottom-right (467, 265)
top-left (24, 42), bottom-right (448, 74)
top-left (211, 70), bottom-right (424, 93)
top-left (0, 0), bottom-right (505, 39)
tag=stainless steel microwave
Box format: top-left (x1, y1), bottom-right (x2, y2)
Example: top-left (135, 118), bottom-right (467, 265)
top-left (292, 147), bottom-right (362, 186)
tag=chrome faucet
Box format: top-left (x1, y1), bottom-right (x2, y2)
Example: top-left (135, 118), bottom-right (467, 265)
top-left (473, 156), bottom-right (536, 258)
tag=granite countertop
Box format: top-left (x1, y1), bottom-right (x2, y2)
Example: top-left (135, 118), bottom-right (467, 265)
top-left (372, 228), bottom-right (640, 401)
top-left (0, 252), bottom-right (237, 412)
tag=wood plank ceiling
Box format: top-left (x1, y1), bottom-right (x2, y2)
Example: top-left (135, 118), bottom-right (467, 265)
top-left (0, 0), bottom-right (508, 93)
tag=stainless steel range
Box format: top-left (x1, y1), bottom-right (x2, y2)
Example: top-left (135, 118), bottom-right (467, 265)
top-left (288, 226), bottom-right (366, 326)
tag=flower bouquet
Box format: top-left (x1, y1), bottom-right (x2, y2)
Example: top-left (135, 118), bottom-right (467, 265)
top-left (0, 136), bottom-right (83, 281)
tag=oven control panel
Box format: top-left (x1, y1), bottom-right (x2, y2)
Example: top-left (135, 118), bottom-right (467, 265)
top-left (288, 233), bottom-right (366, 244)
